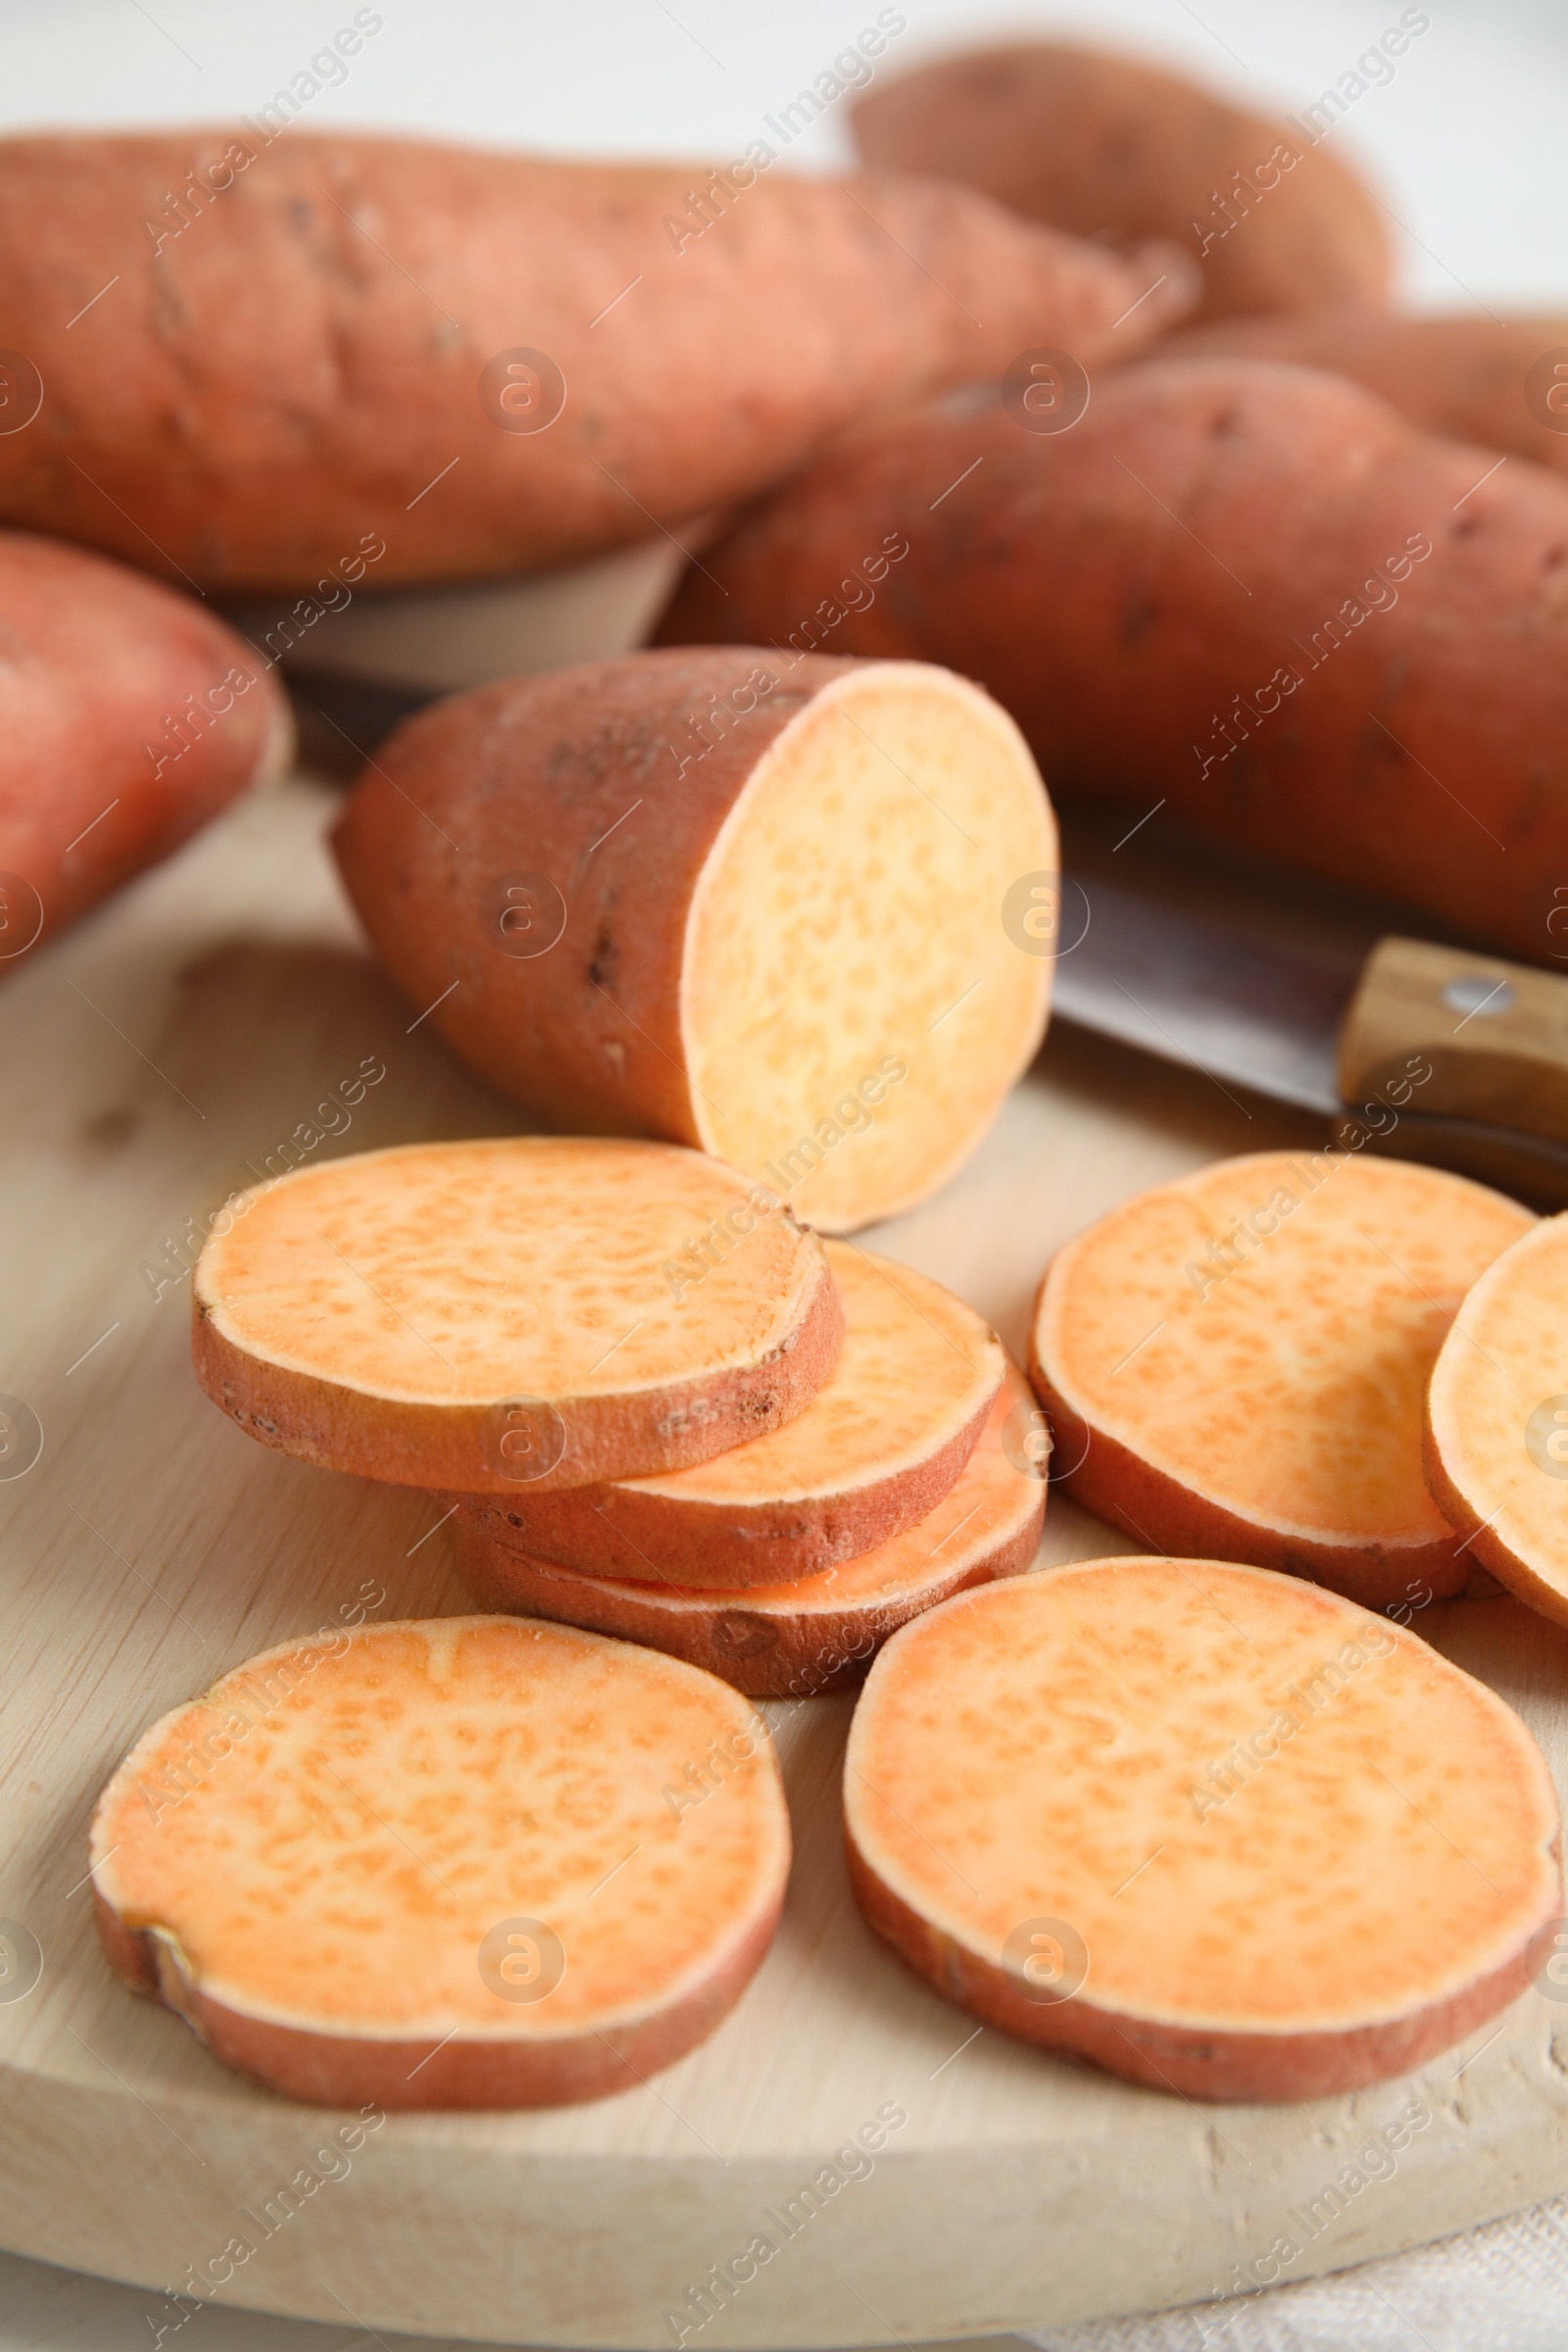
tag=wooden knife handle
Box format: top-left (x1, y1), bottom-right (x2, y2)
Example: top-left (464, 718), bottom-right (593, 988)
top-left (1339, 935), bottom-right (1568, 1146)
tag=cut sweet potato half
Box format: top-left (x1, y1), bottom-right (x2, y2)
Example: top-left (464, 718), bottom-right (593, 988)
top-left (1427, 1210), bottom-right (1568, 1628)
top-left (845, 1560), bottom-right (1561, 2103)
top-left (90, 1617), bottom-right (791, 2109)
top-left (1029, 1151), bottom-right (1533, 1608)
top-left (193, 1137), bottom-right (842, 1493)
top-left (459, 1243), bottom-right (1005, 1588)
top-left (449, 1367), bottom-right (1047, 1693)
top-left (333, 650), bottom-right (1056, 1233)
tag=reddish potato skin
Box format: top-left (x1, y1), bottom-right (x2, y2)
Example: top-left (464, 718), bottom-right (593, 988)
top-left (0, 131), bottom-right (1190, 592)
top-left (94, 1883), bottom-right (782, 2111)
top-left (1165, 312), bottom-right (1568, 476)
top-left (852, 42), bottom-right (1390, 324)
top-left (1423, 1425), bottom-right (1568, 1633)
top-left (658, 359), bottom-right (1568, 962)
top-left (446, 1499), bottom-right (1044, 1697)
top-left (448, 1390), bottom-right (992, 1590)
top-left (332, 648), bottom-right (854, 1142)
top-left (1032, 1372), bottom-right (1469, 1611)
top-left (844, 1829), bottom-right (1557, 2103)
top-left (1028, 1296), bottom-right (1470, 1612)
top-left (0, 531), bottom-right (289, 974)
top-left (192, 1230), bottom-right (846, 1494)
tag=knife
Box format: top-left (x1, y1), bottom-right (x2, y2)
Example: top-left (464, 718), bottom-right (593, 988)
top-left (285, 662), bottom-right (1568, 1210)
top-left (1050, 872), bottom-right (1568, 1210)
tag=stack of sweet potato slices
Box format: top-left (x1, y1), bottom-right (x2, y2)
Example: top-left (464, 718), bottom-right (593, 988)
top-left (190, 1135), bottom-right (1047, 1690)
top-left (449, 1239), bottom-right (1046, 1690)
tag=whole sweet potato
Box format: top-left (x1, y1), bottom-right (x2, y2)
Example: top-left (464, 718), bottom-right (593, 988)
top-left (657, 357), bottom-right (1568, 961)
top-left (0, 530), bottom-right (290, 974)
top-left (0, 130), bottom-right (1189, 593)
top-left (853, 39), bottom-right (1393, 323)
top-left (1164, 310), bottom-right (1568, 476)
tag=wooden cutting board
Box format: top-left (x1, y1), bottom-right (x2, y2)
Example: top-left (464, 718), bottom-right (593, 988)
top-left (3, 770), bottom-right (1567, 2351)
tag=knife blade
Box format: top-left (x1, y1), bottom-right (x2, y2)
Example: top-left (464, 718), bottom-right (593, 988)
top-left (1049, 874), bottom-right (1351, 1118)
top-left (284, 662), bottom-right (1568, 1208)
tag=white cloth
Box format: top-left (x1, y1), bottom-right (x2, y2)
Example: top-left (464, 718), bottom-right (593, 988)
top-left (1027, 2191), bottom-right (1568, 2352)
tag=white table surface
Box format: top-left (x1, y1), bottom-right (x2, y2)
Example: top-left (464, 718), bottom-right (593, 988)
top-left (5, 2), bottom-right (1568, 2347)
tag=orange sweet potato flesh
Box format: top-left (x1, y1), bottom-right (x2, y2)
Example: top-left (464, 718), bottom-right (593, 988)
top-left (657, 358), bottom-right (1568, 962)
top-left (192, 1137), bottom-right (843, 1493)
top-left (1030, 1152), bottom-right (1532, 1609)
top-left (333, 650), bottom-right (1055, 1232)
top-left (0, 130), bottom-right (1191, 594)
top-left (91, 1618), bottom-right (790, 2108)
top-left (0, 530), bottom-right (290, 976)
top-left (454, 1243), bottom-right (1005, 1589)
top-left (845, 1561), bottom-right (1561, 2102)
top-left (1164, 312), bottom-right (1568, 478)
top-left (1427, 1211), bottom-right (1568, 1630)
top-left (852, 41), bottom-right (1390, 324)
top-left (452, 1367), bottom-right (1047, 1694)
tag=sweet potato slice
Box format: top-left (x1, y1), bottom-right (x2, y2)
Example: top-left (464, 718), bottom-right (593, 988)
top-left (845, 1561), bottom-right (1560, 2102)
top-left (90, 1618), bottom-right (790, 2108)
top-left (333, 651), bottom-right (1055, 1232)
top-left (457, 1243), bottom-right (1006, 1588)
top-left (1029, 1152), bottom-right (1533, 1608)
top-left (1427, 1211), bottom-right (1568, 1628)
top-left (192, 1137), bottom-right (842, 1493)
top-left (450, 1367), bottom-right (1047, 1692)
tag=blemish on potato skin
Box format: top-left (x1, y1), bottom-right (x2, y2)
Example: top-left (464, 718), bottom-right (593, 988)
top-left (77, 1104), bottom-right (142, 1156)
top-left (1120, 593), bottom-right (1156, 647)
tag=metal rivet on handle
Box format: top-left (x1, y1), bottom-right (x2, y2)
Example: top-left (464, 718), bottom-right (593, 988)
top-left (1443, 974), bottom-right (1515, 1018)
